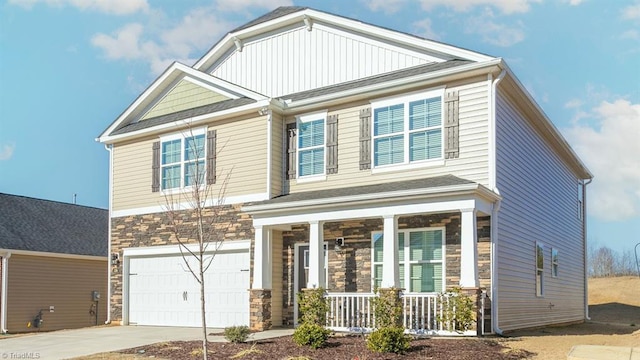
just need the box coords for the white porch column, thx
[381,215,400,288]
[307,221,325,288]
[252,225,272,289]
[460,209,479,288]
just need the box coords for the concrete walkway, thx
[568,345,640,360]
[0,325,294,360]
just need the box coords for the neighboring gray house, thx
[0,193,108,333]
[98,6,592,334]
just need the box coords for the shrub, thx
[297,288,329,325]
[224,325,251,343]
[370,288,403,328]
[437,287,475,332]
[366,326,410,354]
[292,323,331,349]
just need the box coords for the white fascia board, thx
[0,248,107,261]
[500,63,593,179]
[281,59,502,112]
[243,183,500,216]
[98,99,270,144]
[122,240,250,257]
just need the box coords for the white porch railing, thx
[325,292,483,336]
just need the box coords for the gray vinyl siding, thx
[495,93,585,331]
[6,254,108,333]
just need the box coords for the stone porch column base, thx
[376,287,403,327]
[460,287,482,336]
[249,289,272,331]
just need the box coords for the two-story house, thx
[97,6,592,335]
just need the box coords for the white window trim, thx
[371,227,446,294]
[551,248,559,278]
[370,88,445,171]
[296,111,327,182]
[536,241,545,297]
[159,127,207,193]
[577,182,584,220]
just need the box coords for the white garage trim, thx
[122,240,250,327]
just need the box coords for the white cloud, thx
[464,8,525,46]
[362,0,406,13]
[8,0,148,15]
[620,29,639,40]
[566,0,584,5]
[622,3,640,20]
[91,6,233,74]
[418,0,540,14]
[0,143,16,161]
[412,18,441,40]
[214,0,292,12]
[565,99,640,221]
[564,98,583,109]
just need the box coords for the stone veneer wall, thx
[109,204,253,322]
[279,213,491,325]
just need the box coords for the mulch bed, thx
[120,334,534,359]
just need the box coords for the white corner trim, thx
[111,192,270,218]
[1,252,10,333]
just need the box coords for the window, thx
[372,90,443,168]
[536,242,544,296]
[551,248,559,278]
[160,130,205,190]
[372,228,444,293]
[577,183,583,220]
[297,112,326,177]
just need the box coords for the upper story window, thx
[372,228,445,293]
[536,242,544,297]
[371,90,443,168]
[297,112,326,178]
[160,130,206,190]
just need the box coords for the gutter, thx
[105,144,113,325]
[583,178,592,321]
[1,252,11,333]
[489,69,506,336]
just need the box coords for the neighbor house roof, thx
[0,193,108,257]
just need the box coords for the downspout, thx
[1,252,11,333]
[583,178,592,321]
[488,68,506,336]
[104,144,114,325]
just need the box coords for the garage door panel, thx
[128,250,249,327]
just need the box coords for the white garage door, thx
[128,250,250,327]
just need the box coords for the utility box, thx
[91,290,100,301]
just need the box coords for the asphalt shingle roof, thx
[249,175,474,206]
[111,97,256,136]
[280,60,473,102]
[230,6,308,32]
[0,193,108,257]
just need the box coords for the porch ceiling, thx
[242,175,500,225]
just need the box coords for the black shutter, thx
[359,108,371,170]
[151,141,160,192]
[286,122,297,179]
[326,114,338,174]
[444,90,459,159]
[206,130,217,185]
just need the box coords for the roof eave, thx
[242,183,501,216]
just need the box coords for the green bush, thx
[366,327,410,354]
[437,287,475,332]
[224,325,251,343]
[292,323,331,349]
[297,288,329,325]
[370,288,403,328]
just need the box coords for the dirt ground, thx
[500,276,640,360]
[73,276,640,360]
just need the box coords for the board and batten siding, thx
[288,79,490,193]
[112,115,268,213]
[141,79,230,120]
[211,24,432,98]
[495,93,585,331]
[6,254,108,333]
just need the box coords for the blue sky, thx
[0,0,638,254]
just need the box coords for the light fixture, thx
[334,237,345,253]
[111,253,120,266]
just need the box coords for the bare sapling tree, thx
[162,126,232,360]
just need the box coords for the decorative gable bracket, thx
[303,15,313,31]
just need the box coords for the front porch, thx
[243,177,499,336]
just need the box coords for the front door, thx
[294,243,328,324]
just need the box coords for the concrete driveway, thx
[0,325,291,360]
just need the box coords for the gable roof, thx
[0,193,108,257]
